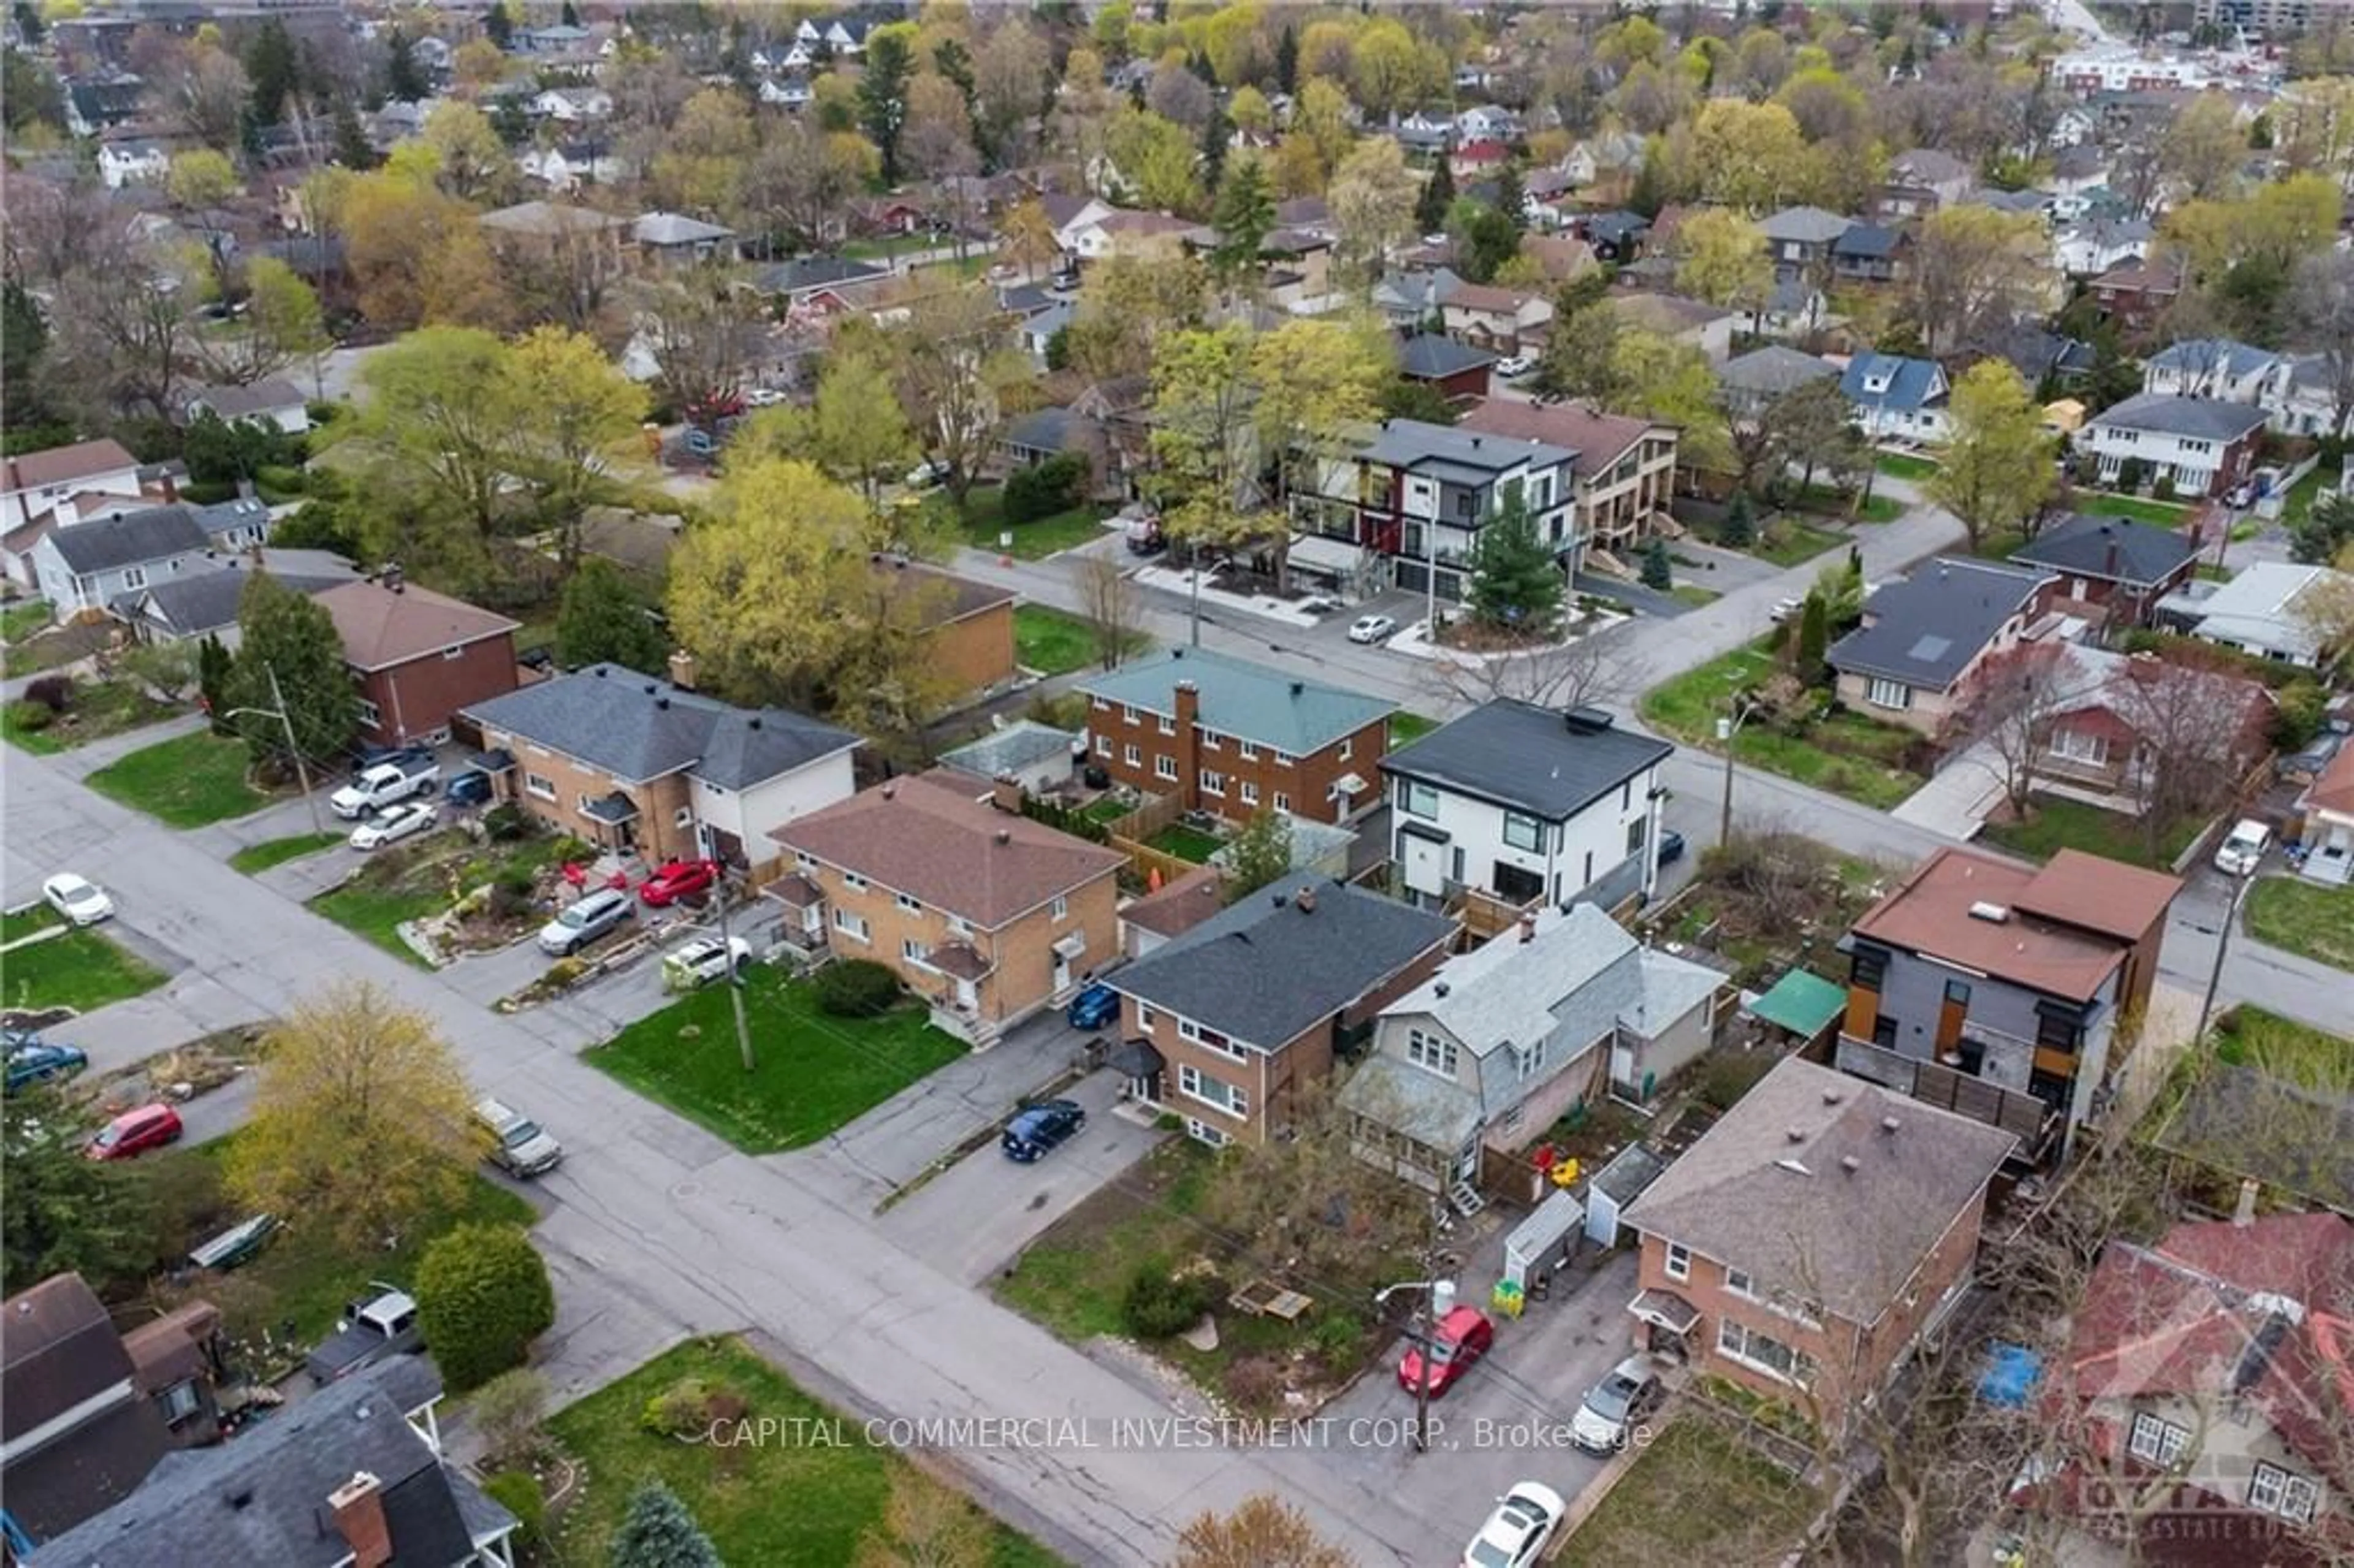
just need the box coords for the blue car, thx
[6,1040,88,1093]
[444,771,493,807]
[1065,983,1119,1030]
[1002,1099,1086,1163]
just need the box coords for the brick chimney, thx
[668,649,698,690]
[1171,679,1201,809]
[329,1472,392,1568]
[991,774,1023,814]
[1293,884,1316,913]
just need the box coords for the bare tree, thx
[1172,1495,1351,1568]
[2114,653,2269,864]
[1074,552,1143,672]
[627,266,772,414]
[2293,249,2354,442]
[1958,643,2089,821]
[1420,625,1631,712]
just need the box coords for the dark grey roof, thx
[1381,699,1672,821]
[750,255,889,295]
[1759,205,1853,244]
[187,379,305,421]
[1398,332,1498,379]
[1002,406,1074,454]
[35,1357,509,1568]
[1832,223,1903,259]
[1108,880,1455,1048]
[44,504,211,573]
[1720,346,1838,398]
[461,663,858,788]
[2090,392,2271,443]
[1827,559,2052,690]
[1584,210,1648,244]
[113,552,359,637]
[2009,513,2198,588]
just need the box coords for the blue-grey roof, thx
[1760,205,1854,245]
[112,549,360,636]
[939,720,1077,779]
[1720,345,1838,398]
[1076,647,1394,756]
[2089,392,2270,443]
[461,663,858,788]
[1359,417,1575,477]
[1381,699,1673,821]
[750,255,889,295]
[1109,880,1455,1048]
[44,504,211,573]
[1001,405,1073,455]
[2147,338,2277,381]
[1832,223,1903,259]
[1585,210,1649,245]
[1840,353,1945,415]
[1398,332,1496,379]
[1827,559,2052,690]
[2009,513,2198,588]
[36,1357,509,1568]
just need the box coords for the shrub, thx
[2152,473,2177,503]
[1310,1311,1364,1365]
[1222,1353,1286,1410]
[1696,1049,1776,1111]
[7,699,53,733]
[178,479,239,506]
[25,675,74,714]
[2272,679,2327,751]
[482,803,531,842]
[2117,457,2148,493]
[471,1369,550,1467]
[639,1375,744,1439]
[412,1223,555,1392]
[1003,452,1089,523]
[1121,1260,1217,1339]
[480,1472,546,1551]
[812,958,900,1018]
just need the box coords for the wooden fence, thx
[1102,791,1187,842]
[1110,834,1199,891]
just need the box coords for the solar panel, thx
[1907,634,1952,663]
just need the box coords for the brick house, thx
[1835,846,2181,1165]
[2030,643,2273,812]
[1621,1056,2016,1437]
[2089,257,2187,339]
[1396,332,1496,403]
[459,663,859,869]
[765,775,1124,1043]
[1439,282,1555,354]
[313,576,521,750]
[1107,879,1457,1146]
[866,557,1016,700]
[2008,514,2202,634]
[1076,648,1395,826]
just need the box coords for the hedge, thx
[1004,453,1089,523]
[413,1223,555,1392]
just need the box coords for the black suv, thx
[1001,1099,1086,1163]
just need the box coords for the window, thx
[2047,727,2108,766]
[1122,704,1140,726]
[1851,945,1889,992]
[1273,793,1290,812]
[1097,735,1111,756]
[946,914,970,937]
[1717,1320,1816,1386]
[1338,738,1353,761]
[1137,1002,1157,1030]
[1403,780,1440,819]
[1185,1118,1228,1147]
[525,772,557,801]
[796,851,817,871]
[1238,740,1260,761]
[1239,781,1260,806]
[1051,894,1068,920]
[1202,729,1223,751]
[356,698,382,727]
[672,807,693,829]
[1406,1027,1458,1077]
[1515,1040,1547,1080]
[121,565,146,590]
[1725,1268,1756,1299]
[1664,1243,1690,1282]
[2127,1412,2190,1467]
[1177,1062,1248,1117]
[833,907,870,942]
[1274,750,1295,769]
[842,871,868,891]
[2248,1463,2318,1524]
[1156,755,1179,781]
[1865,676,1911,710]
[896,892,923,913]
[1944,978,1971,1005]
[1200,770,1226,796]
[442,644,465,661]
[1503,811,1544,851]
[902,937,930,964]
[1626,816,1648,856]
[1124,743,1141,767]
[154,1380,202,1424]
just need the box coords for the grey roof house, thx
[1718,344,1838,420]
[2008,514,2200,631]
[1343,902,1725,1202]
[112,547,364,647]
[1826,559,2055,734]
[29,503,215,617]
[1839,352,1951,441]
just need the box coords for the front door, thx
[1051,952,1070,995]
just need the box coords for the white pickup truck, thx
[331,756,441,819]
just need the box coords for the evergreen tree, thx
[1797,593,1830,681]
[560,0,580,25]
[1198,96,1231,191]
[1463,491,1565,635]
[1208,155,1271,281]
[3,1084,157,1296]
[1222,810,1295,902]
[933,36,977,117]
[1274,24,1298,94]
[609,1482,722,1568]
[227,571,359,767]
[244,18,299,129]
[13,2,43,46]
[1496,165,1526,234]
[483,4,512,50]
[858,28,914,183]
[1415,155,1455,237]
[1188,47,1216,85]
[331,99,379,169]
[384,27,427,102]
[1640,535,1673,592]
[2,278,49,432]
[1720,491,1755,548]
[197,635,234,733]
[557,559,668,675]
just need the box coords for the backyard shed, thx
[1503,1188,1585,1289]
[1744,969,1848,1048]
[1584,1142,1669,1250]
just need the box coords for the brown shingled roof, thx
[313,579,520,671]
[1848,847,2176,1002]
[2011,848,2183,945]
[2,438,140,495]
[1459,398,1658,481]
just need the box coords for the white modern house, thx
[1380,700,1673,917]
[2076,394,2268,500]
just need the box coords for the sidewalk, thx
[48,710,208,782]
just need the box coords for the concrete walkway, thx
[1891,740,2003,840]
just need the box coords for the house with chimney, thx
[1075,648,1395,827]
[2078,394,2269,500]
[2008,514,2202,634]
[1106,879,1457,1146]
[764,774,1124,1043]
[1,438,148,588]
[1380,699,1674,923]
[1341,902,1726,1206]
[2,1273,228,1542]
[28,502,218,620]
[313,576,522,750]
[1825,559,2055,736]
[32,1357,517,1567]
[1619,1055,2017,1439]
[458,663,859,871]
[1834,846,2182,1165]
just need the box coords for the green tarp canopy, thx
[1746,969,1846,1038]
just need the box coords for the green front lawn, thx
[230,832,345,874]
[4,680,181,755]
[1978,794,2198,869]
[1640,641,1929,812]
[950,487,1111,560]
[2280,462,2338,527]
[1,599,51,642]
[1640,642,1781,740]
[1015,603,1141,676]
[1754,516,1849,565]
[547,1337,1062,1568]
[1558,1418,1811,1567]
[1389,710,1440,747]
[85,730,270,827]
[1146,823,1225,863]
[999,1141,1216,1342]
[2210,1005,2351,1077]
[0,905,167,1014]
[2076,492,2190,526]
[1875,451,1940,482]
[585,970,970,1154]
[307,882,441,966]
[1670,584,1721,609]
[2245,877,2354,972]
[1783,484,1902,524]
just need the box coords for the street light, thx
[219,661,324,838]
[1715,697,1759,847]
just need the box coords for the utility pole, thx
[712,872,757,1074]
[1373,1202,1454,1459]
[2192,866,2254,1051]
[1716,699,1754,848]
[226,663,323,837]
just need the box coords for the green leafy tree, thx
[413,1222,555,1391]
[227,571,358,767]
[810,348,916,509]
[1927,360,2055,553]
[1415,154,1455,237]
[1464,491,1566,635]
[2,278,55,435]
[4,46,66,134]
[1720,490,1756,547]
[2,1084,157,1295]
[610,1481,723,1568]
[1447,199,1520,284]
[484,3,512,48]
[557,558,667,674]
[859,26,916,183]
[197,634,234,731]
[384,26,428,102]
[1209,155,1273,283]
[2290,490,2354,565]
[1641,535,1673,591]
[1223,810,1295,902]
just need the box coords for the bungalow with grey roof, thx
[1826,558,2055,735]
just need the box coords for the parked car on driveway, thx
[1002,1098,1086,1162]
[1495,355,1533,378]
[1397,1305,1494,1396]
[537,886,634,956]
[305,1286,422,1384]
[6,1038,87,1092]
[2213,818,2271,877]
[1571,1355,1667,1453]
[1460,1481,1566,1568]
[1658,829,1686,867]
[1348,614,1399,645]
[349,799,438,850]
[42,872,113,926]
[444,771,493,807]
[1065,982,1119,1030]
[665,934,750,988]
[639,858,720,907]
[86,1103,183,1161]
[331,756,440,819]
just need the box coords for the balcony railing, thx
[1835,1033,2057,1155]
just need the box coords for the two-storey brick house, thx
[2008,514,2201,635]
[1076,647,1395,826]
[1108,880,1457,1146]
[1458,398,1679,566]
[764,775,1124,1043]
[313,576,520,750]
[1621,1055,2016,1438]
[1834,846,2181,1165]
[460,663,859,869]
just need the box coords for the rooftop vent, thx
[1562,706,1615,734]
[655,697,669,709]
[1434,981,1450,997]
[1881,1116,1901,1135]
[1785,1127,1806,1144]
[1821,1086,1843,1105]
[994,829,1010,845]
[1841,1155,1862,1174]
[1290,680,1304,695]
[1968,901,2011,923]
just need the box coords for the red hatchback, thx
[639,858,719,907]
[1396,1305,1495,1398]
[86,1103,183,1161]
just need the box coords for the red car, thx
[639,858,719,907]
[86,1103,184,1161]
[1396,1305,1495,1398]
